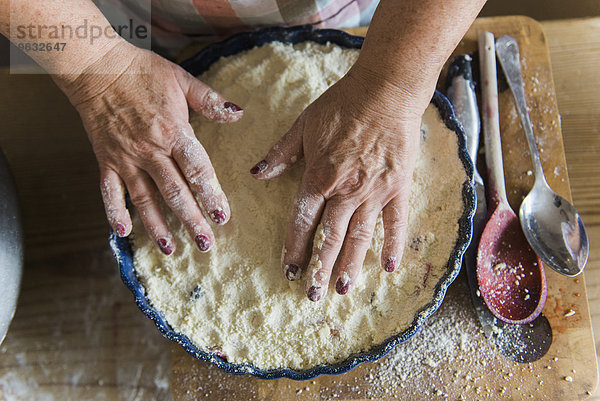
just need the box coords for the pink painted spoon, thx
[476,32,547,325]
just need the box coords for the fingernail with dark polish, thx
[195,234,211,252]
[384,257,396,273]
[212,209,226,225]
[223,101,242,112]
[284,264,299,281]
[336,278,350,295]
[307,286,322,302]
[250,160,268,175]
[115,223,127,237]
[158,238,173,255]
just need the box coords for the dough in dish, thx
[131,41,466,370]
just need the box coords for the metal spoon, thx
[495,35,589,277]
[477,32,547,324]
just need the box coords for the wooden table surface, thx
[0,16,598,400]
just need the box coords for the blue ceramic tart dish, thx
[111,25,475,381]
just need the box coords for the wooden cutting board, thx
[172,16,597,400]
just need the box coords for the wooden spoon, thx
[476,32,547,325]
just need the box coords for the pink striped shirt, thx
[149,0,378,35]
[104,0,378,54]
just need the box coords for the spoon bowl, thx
[520,180,589,277]
[478,205,547,324]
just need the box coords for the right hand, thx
[62,41,243,255]
[250,67,423,300]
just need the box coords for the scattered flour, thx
[131,41,467,370]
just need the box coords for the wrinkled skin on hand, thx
[66,42,243,255]
[251,67,424,301]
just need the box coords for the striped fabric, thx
[100,0,379,56]
[150,0,379,35]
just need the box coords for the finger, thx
[334,202,379,295]
[172,134,230,225]
[381,195,410,272]
[250,123,303,180]
[123,169,175,255]
[146,157,215,253]
[281,187,325,282]
[305,197,355,302]
[177,68,243,123]
[100,168,132,237]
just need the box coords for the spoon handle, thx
[495,36,545,182]
[478,32,509,206]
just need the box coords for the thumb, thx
[250,124,303,180]
[177,69,243,123]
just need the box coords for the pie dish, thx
[111,25,475,380]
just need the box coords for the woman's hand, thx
[247,0,485,301]
[65,41,243,255]
[250,66,427,301]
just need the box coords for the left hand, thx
[250,66,427,301]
